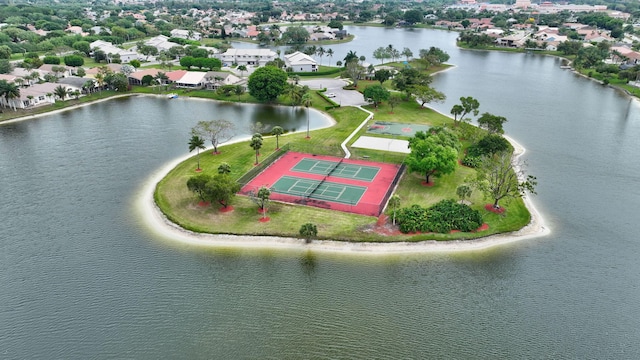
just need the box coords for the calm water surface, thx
[1,28,639,358]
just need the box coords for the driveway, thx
[300,78,367,107]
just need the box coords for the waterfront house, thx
[219,49,277,66]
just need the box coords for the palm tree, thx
[83,80,95,94]
[94,73,105,93]
[53,85,70,101]
[271,126,284,150]
[316,46,325,65]
[0,80,20,111]
[217,162,231,175]
[301,92,312,138]
[188,135,206,171]
[344,50,358,64]
[237,65,247,77]
[326,48,334,65]
[30,71,41,85]
[249,136,263,165]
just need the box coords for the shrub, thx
[396,204,429,233]
[467,134,510,157]
[395,200,483,234]
[462,155,481,168]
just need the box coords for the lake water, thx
[1,27,639,358]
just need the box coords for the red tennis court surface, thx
[239,151,404,216]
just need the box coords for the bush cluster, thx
[396,200,483,234]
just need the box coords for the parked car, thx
[326,92,336,98]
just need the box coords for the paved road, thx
[300,78,367,106]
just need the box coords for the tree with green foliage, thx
[0,60,12,74]
[413,84,446,108]
[344,61,364,87]
[237,65,247,76]
[217,162,231,175]
[250,133,263,165]
[187,174,212,202]
[271,126,284,149]
[477,112,507,134]
[0,45,11,59]
[247,66,288,102]
[393,67,432,99]
[363,84,390,108]
[299,223,318,243]
[343,50,359,64]
[388,194,401,225]
[406,130,459,184]
[468,134,510,157]
[388,94,401,113]
[254,186,271,215]
[234,85,245,100]
[203,173,241,209]
[401,47,413,62]
[188,135,206,171]
[0,80,20,110]
[72,41,91,56]
[328,20,343,30]
[373,46,390,64]
[191,119,236,154]
[129,59,141,68]
[374,69,392,84]
[456,184,473,203]
[63,55,84,67]
[473,151,537,209]
[42,56,61,65]
[282,26,309,44]
[450,96,480,125]
[404,9,424,25]
[53,85,70,101]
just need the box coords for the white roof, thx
[177,71,207,85]
[222,48,277,57]
[285,51,317,66]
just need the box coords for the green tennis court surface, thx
[292,158,379,182]
[366,121,431,137]
[271,176,366,205]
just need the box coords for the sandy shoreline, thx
[136,133,550,255]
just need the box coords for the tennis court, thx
[271,176,366,204]
[291,158,380,182]
[239,152,404,216]
[366,121,431,137]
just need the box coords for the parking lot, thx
[299,79,368,106]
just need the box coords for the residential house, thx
[58,76,92,94]
[284,51,318,73]
[128,69,162,86]
[90,40,141,63]
[144,35,181,53]
[85,64,124,79]
[219,49,277,66]
[8,83,60,109]
[55,77,85,96]
[497,31,529,47]
[165,70,188,84]
[204,71,243,90]
[170,29,202,41]
[175,71,207,89]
